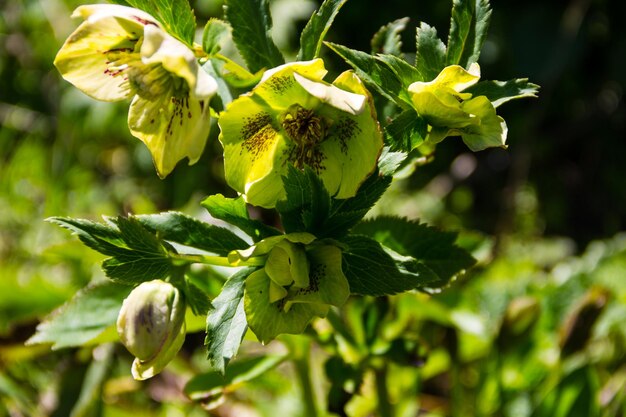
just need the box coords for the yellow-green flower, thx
[54,4,217,177]
[408,63,507,151]
[117,280,186,380]
[218,59,383,208]
[229,233,349,343]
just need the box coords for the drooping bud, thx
[117,280,186,380]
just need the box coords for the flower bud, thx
[117,280,186,380]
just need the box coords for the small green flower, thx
[219,59,383,208]
[229,233,350,343]
[408,63,507,151]
[54,4,217,177]
[117,280,186,380]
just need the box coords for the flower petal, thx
[141,25,217,99]
[219,94,290,207]
[244,269,326,344]
[54,14,145,101]
[428,63,480,92]
[254,59,328,112]
[128,92,211,178]
[72,4,162,27]
[293,73,365,114]
[316,71,383,199]
[286,245,349,308]
[460,96,508,151]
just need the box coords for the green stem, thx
[169,253,266,267]
[292,339,318,417]
[375,365,394,417]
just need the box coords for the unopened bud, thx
[117,280,186,380]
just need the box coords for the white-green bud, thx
[117,280,186,380]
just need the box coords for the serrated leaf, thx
[137,212,249,255]
[415,22,447,81]
[325,42,410,108]
[185,354,287,400]
[340,235,438,296]
[375,53,421,89]
[104,217,172,284]
[50,216,173,284]
[297,0,348,61]
[276,166,391,238]
[371,17,409,56]
[353,216,476,288]
[201,194,280,242]
[385,109,428,152]
[203,18,231,55]
[124,0,196,45]
[276,166,331,235]
[325,172,391,237]
[184,278,213,316]
[224,0,284,73]
[27,281,132,349]
[465,79,540,108]
[205,268,255,374]
[446,0,492,67]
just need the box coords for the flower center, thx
[128,64,186,101]
[281,105,328,170]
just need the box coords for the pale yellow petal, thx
[54,15,144,101]
[128,92,211,178]
[140,25,217,100]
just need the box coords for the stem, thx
[375,365,394,417]
[169,253,266,267]
[291,339,318,417]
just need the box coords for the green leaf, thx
[103,217,172,284]
[205,268,254,374]
[184,278,213,316]
[325,42,410,107]
[415,22,447,81]
[276,166,331,235]
[325,172,391,237]
[203,18,231,55]
[202,59,233,111]
[465,79,540,108]
[137,212,249,255]
[339,235,438,296]
[352,216,476,288]
[185,354,287,400]
[201,194,281,242]
[224,0,284,73]
[385,109,428,152]
[276,166,391,238]
[124,0,196,45]
[27,281,133,349]
[375,53,421,89]
[297,0,348,61]
[50,216,173,284]
[446,0,492,67]
[371,17,409,56]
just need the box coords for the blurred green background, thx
[1,0,625,416]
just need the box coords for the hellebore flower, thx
[54,4,217,177]
[117,280,186,380]
[229,233,349,343]
[408,63,507,151]
[219,59,383,208]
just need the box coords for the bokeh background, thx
[1,0,625,416]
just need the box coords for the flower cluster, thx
[53,2,529,380]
